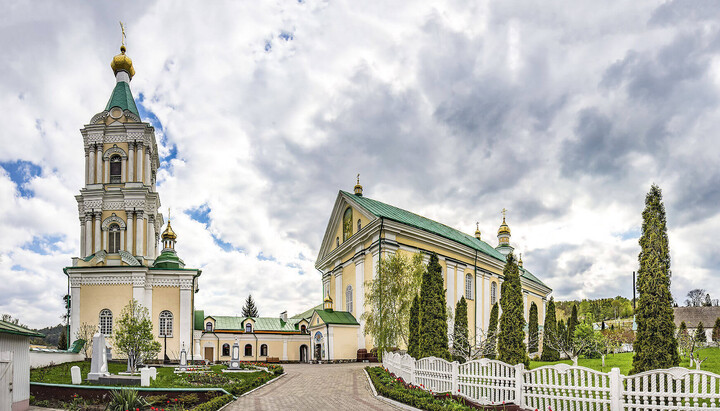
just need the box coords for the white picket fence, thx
[382,351,720,410]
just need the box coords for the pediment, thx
[309,311,325,327]
[316,192,376,265]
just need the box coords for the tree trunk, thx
[601,354,605,368]
[572,356,579,366]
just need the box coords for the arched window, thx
[99,309,113,335]
[109,155,122,183]
[108,223,121,253]
[159,310,173,337]
[222,344,230,356]
[245,323,252,333]
[206,322,213,332]
[346,285,353,313]
[260,344,268,356]
[244,344,252,357]
[491,282,497,305]
[465,274,473,299]
[342,207,353,241]
[301,324,307,333]
[357,219,362,231]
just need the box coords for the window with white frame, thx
[159,310,173,337]
[206,322,213,332]
[108,223,121,253]
[491,282,498,305]
[245,323,252,333]
[260,344,268,356]
[465,274,473,299]
[99,309,113,335]
[346,285,353,313]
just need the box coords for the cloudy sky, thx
[1,0,719,328]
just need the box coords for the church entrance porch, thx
[204,347,213,363]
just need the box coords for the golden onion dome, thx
[324,294,333,303]
[161,221,177,241]
[111,45,135,79]
[498,217,511,236]
[474,222,481,240]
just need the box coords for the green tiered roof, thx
[152,249,184,269]
[105,81,139,117]
[341,191,549,289]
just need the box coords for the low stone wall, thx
[29,350,84,368]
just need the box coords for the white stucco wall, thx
[29,350,84,368]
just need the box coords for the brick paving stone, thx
[227,362,402,411]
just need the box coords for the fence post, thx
[410,357,416,386]
[452,361,459,394]
[514,363,524,407]
[610,367,622,411]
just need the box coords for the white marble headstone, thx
[140,367,151,387]
[70,366,81,385]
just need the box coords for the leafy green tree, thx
[540,298,559,361]
[567,305,579,344]
[712,318,720,342]
[528,302,539,353]
[113,299,161,373]
[241,294,259,317]
[452,296,469,362]
[418,253,450,360]
[631,185,680,374]
[696,322,707,343]
[407,294,420,358]
[497,253,528,366]
[486,303,499,359]
[363,252,425,357]
[75,322,96,359]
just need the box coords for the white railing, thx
[382,352,720,410]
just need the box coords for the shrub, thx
[105,388,148,411]
[267,365,284,375]
[366,367,474,411]
[191,394,233,411]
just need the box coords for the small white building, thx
[674,306,720,342]
[0,320,44,411]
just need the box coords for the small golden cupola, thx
[496,208,514,256]
[475,222,482,240]
[110,23,135,80]
[354,174,363,196]
[323,293,334,311]
[161,220,177,250]
[518,253,523,268]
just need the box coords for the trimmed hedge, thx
[366,367,474,411]
[191,394,233,411]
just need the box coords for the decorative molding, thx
[80,274,133,285]
[124,111,140,122]
[90,111,109,124]
[101,214,127,230]
[124,199,146,209]
[84,200,102,210]
[119,250,141,266]
[91,251,107,265]
[103,201,125,211]
[103,146,128,160]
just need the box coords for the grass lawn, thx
[31,360,269,388]
[529,347,720,375]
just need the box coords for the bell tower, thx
[73,39,162,267]
[496,208,514,256]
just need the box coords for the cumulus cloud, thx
[1,0,719,327]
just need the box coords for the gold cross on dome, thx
[168,207,171,221]
[357,174,360,184]
[476,221,479,230]
[120,21,126,47]
[501,208,507,219]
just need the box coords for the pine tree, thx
[242,294,260,317]
[540,297,559,361]
[678,321,688,337]
[486,302,499,359]
[452,296,469,362]
[57,328,68,350]
[696,322,707,343]
[408,294,420,358]
[631,185,680,374]
[498,253,528,366]
[567,305,579,344]
[418,253,450,360]
[713,318,720,342]
[528,302,539,353]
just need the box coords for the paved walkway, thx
[227,363,401,410]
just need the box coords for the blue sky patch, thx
[257,252,276,262]
[264,41,272,52]
[0,160,42,197]
[212,234,237,252]
[279,31,294,41]
[21,234,65,255]
[11,265,23,271]
[186,204,211,226]
[618,228,641,241]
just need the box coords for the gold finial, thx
[501,208,507,219]
[519,253,523,267]
[120,21,126,50]
[474,221,481,240]
[168,207,171,222]
[476,222,479,231]
[498,208,511,236]
[354,174,363,196]
[111,22,135,79]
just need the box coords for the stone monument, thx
[70,366,81,384]
[87,326,109,381]
[177,343,189,372]
[228,338,241,370]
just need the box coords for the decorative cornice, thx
[119,250,141,266]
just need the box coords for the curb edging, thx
[238,372,286,398]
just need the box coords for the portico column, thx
[135,211,144,256]
[96,144,103,184]
[121,157,127,183]
[136,142,143,185]
[147,215,155,258]
[84,147,90,185]
[102,225,108,251]
[126,211,134,255]
[88,145,96,185]
[523,292,529,322]
[354,252,366,349]
[120,227,125,251]
[93,212,101,253]
[446,262,455,308]
[103,155,109,184]
[334,268,342,311]
[127,142,135,182]
[180,284,192,355]
[484,274,491,330]
[84,213,93,257]
[79,217,86,258]
[144,147,151,185]
[457,266,465,303]
[70,277,80,344]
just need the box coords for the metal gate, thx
[0,351,12,411]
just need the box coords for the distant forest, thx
[32,323,66,346]
[555,296,634,322]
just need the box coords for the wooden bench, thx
[266,357,280,363]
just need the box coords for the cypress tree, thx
[557,319,567,347]
[57,328,68,350]
[567,305,579,343]
[408,294,420,358]
[540,297,559,361]
[486,302,499,359]
[712,318,720,342]
[677,321,688,337]
[696,322,707,343]
[241,294,259,317]
[498,253,529,366]
[419,253,450,360]
[528,302,539,353]
[631,185,680,374]
[453,296,469,362]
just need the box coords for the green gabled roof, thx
[314,309,360,326]
[105,81,139,117]
[290,304,323,320]
[210,316,301,332]
[194,310,205,330]
[0,320,44,338]
[341,191,549,289]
